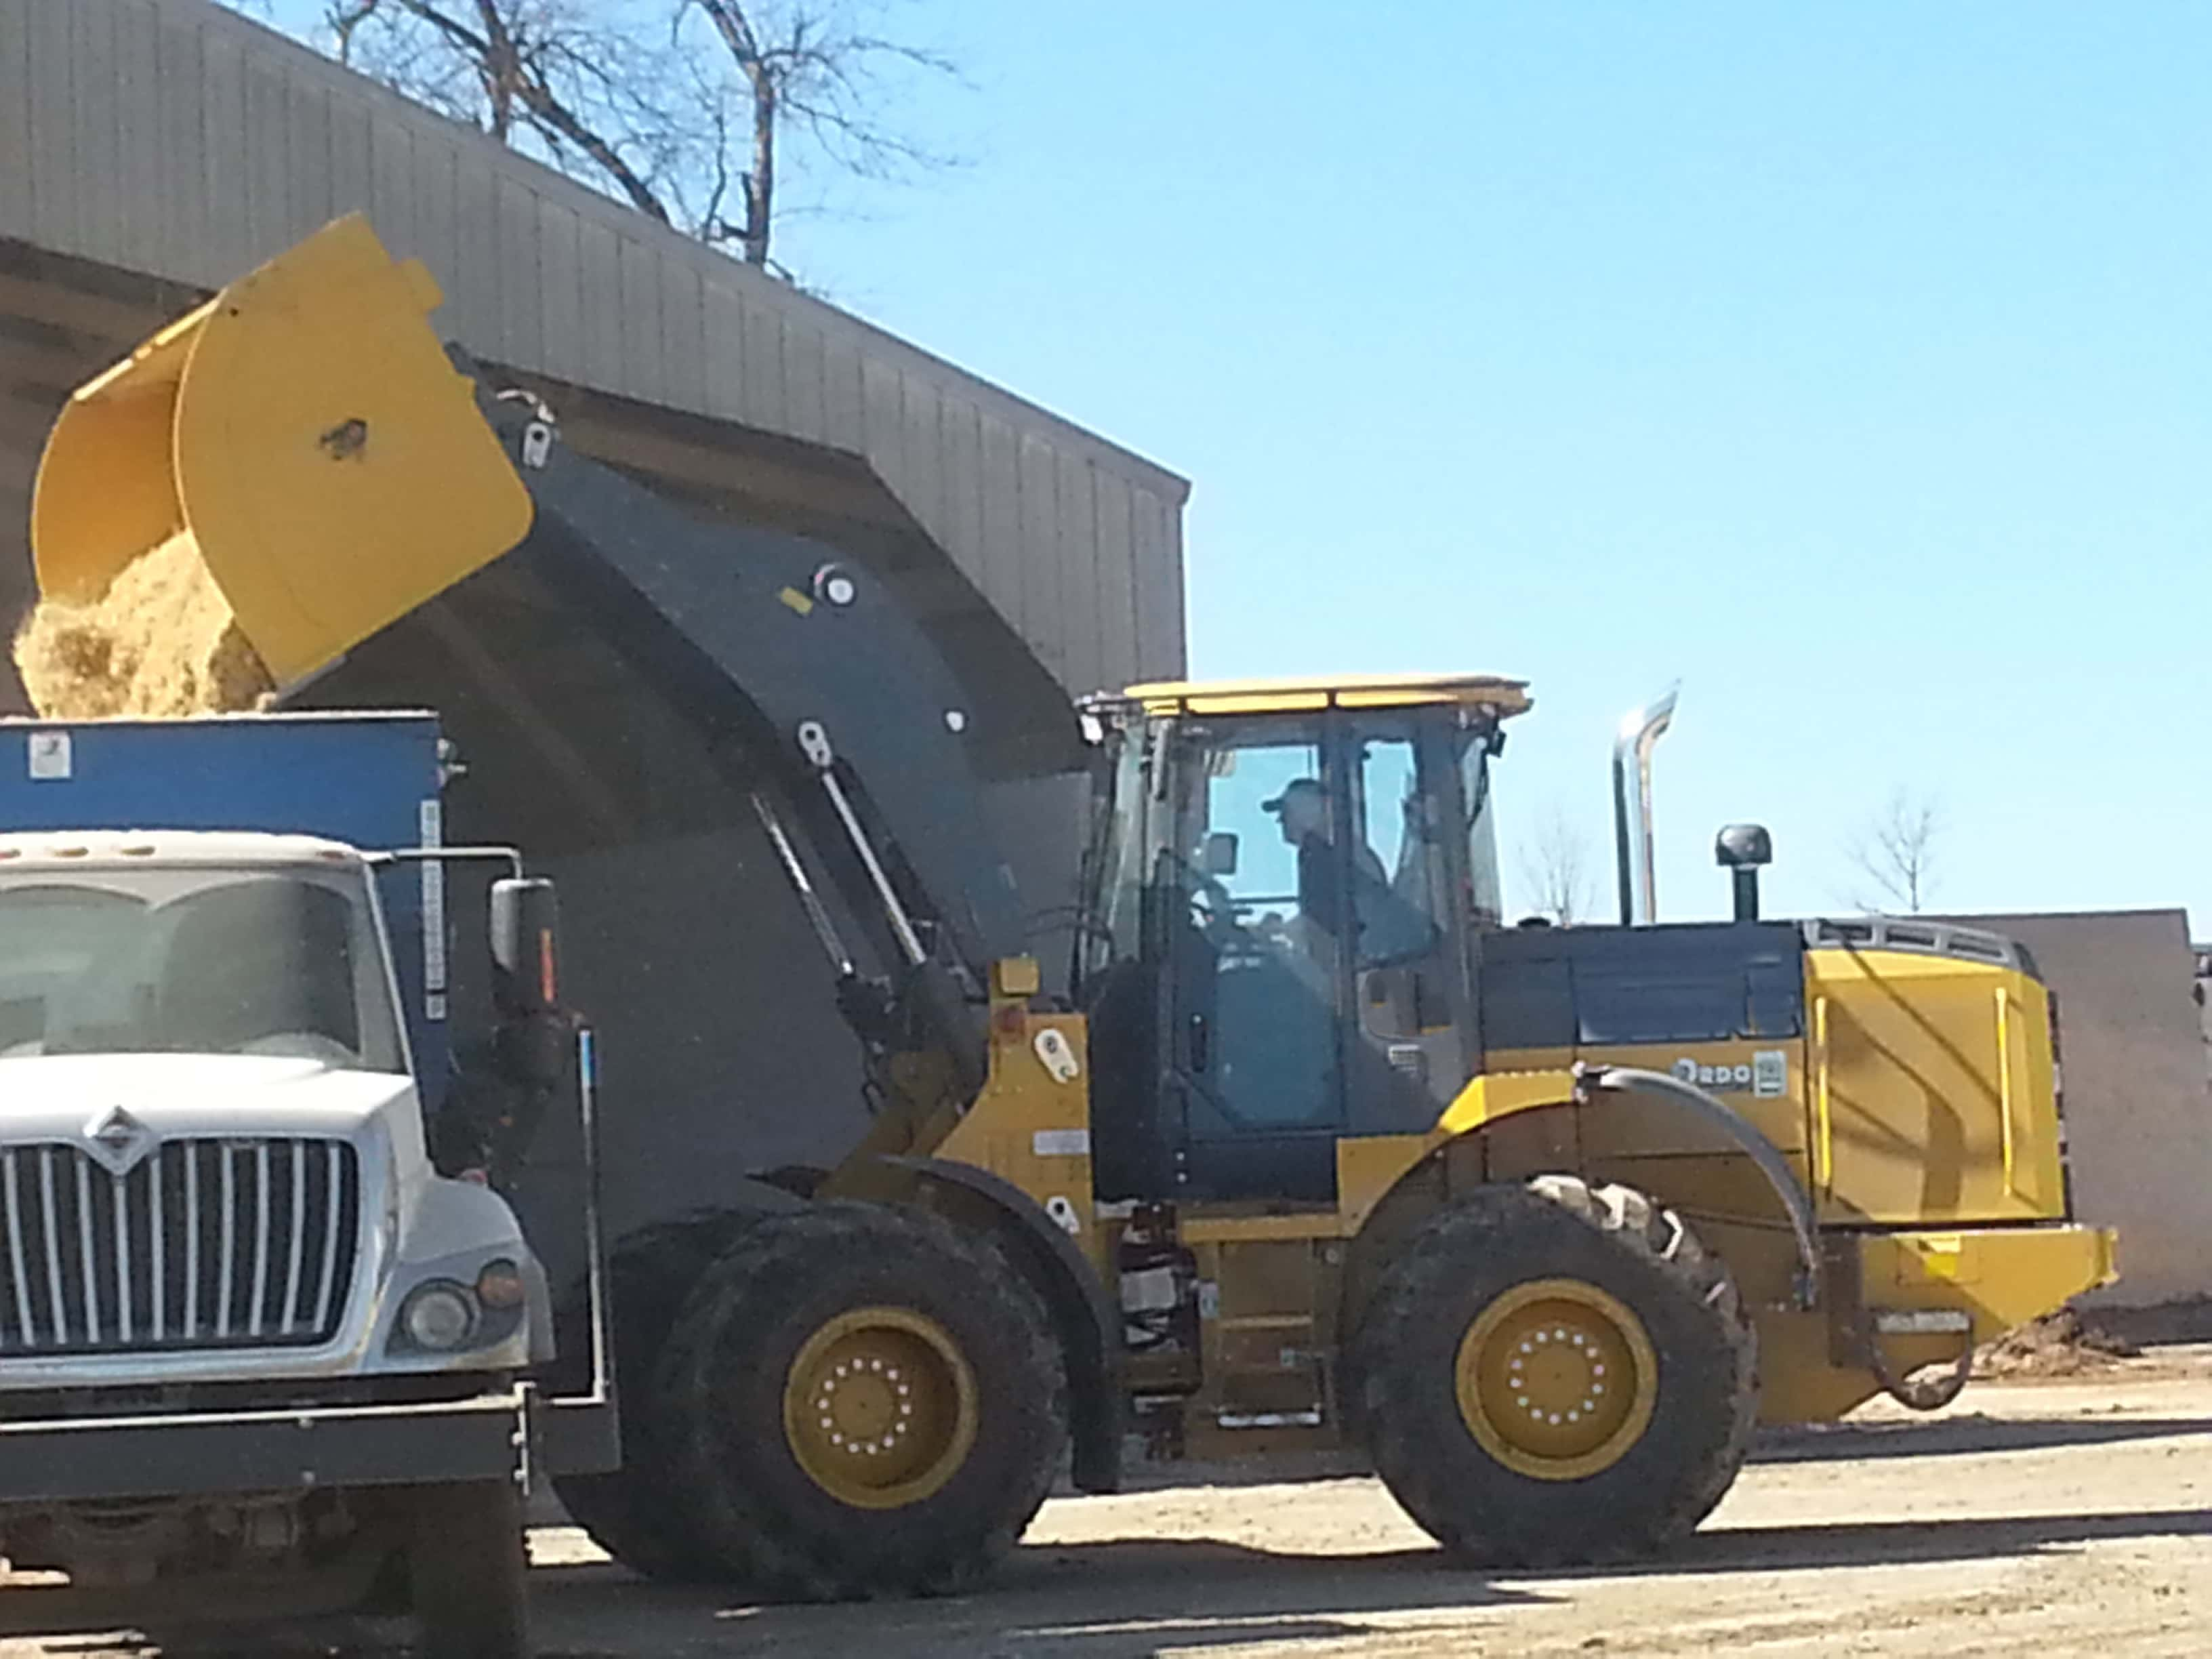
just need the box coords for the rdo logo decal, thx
[1672,1052,1788,1098]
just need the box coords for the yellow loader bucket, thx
[30,213,533,689]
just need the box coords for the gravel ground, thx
[8,1351,2212,1657]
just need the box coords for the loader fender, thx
[1572,1066,1822,1307]
[1360,1067,1823,1314]
[873,1155,1124,1494]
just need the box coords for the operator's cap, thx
[1261,778,1327,813]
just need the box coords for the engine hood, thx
[0,1053,415,1145]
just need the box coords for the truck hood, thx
[0,1053,415,1145]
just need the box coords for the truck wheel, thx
[409,1478,529,1659]
[552,1211,758,1582]
[660,1202,1067,1599]
[1357,1176,1757,1566]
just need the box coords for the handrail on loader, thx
[30,215,534,690]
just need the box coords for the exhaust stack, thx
[1612,685,1678,926]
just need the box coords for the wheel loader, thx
[14,215,2117,1600]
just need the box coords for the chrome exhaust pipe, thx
[1612,684,1678,925]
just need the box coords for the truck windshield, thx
[0,867,405,1072]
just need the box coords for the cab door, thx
[1163,719,1349,1203]
[1338,713,1474,1138]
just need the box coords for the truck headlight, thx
[398,1282,479,1351]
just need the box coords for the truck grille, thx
[0,1139,361,1356]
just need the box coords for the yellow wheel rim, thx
[781,1306,979,1511]
[1454,1277,1660,1481]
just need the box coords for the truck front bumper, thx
[0,1385,533,1506]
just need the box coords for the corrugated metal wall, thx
[0,0,1188,694]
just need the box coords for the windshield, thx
[0,866,406,1072]
[1079,710,1511,986]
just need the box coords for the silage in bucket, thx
[14,529,274,718]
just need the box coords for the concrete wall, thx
[2195,944,2209,1061]
[1945,910,2211,1308]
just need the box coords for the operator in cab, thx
[1263,779,1385,965]
[1265,777,1439,972]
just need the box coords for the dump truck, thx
[12,215,2117,1601]
[0,714,612,1656]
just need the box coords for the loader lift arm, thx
[467,382,1048,1096]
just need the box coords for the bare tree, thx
[684,1,961,270]
[1847,788,1943,914]
[1517,804,1596,926]
[302,1,962,276]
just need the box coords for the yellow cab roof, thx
[1109,672,1532,718]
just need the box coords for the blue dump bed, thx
[0,713,452,1103]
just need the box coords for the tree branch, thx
[1847,788,1942,914]
[301,0,966,277]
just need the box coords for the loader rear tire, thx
[551,1210,758,1582]
[659,1202,1067,1600]
[1357,1176,1757,1567]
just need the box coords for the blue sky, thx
[262,3,2210,935]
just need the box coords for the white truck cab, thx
[0,831,547,1389]
[0,825,592,1658]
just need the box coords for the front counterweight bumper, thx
[1849,1221,2119,1338]
[1830,1221,2121,1405]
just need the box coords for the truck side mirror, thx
[490,876,562,1017]
[1201,832,1240,878]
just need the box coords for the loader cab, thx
[1076,674,1528,1205]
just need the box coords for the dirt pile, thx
[12,529,274,719]
[1973,1306,2142,1380]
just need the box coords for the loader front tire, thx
[1357,1176,1756,1566]
[551,1211,758,1582]
[660,1202,1066,1599]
